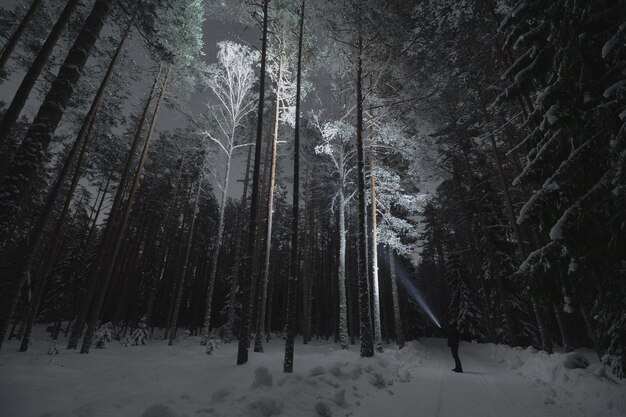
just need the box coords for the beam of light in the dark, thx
[388,252,441,328]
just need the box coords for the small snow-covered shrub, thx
[126,316,149,346]
[94,322,114,349]
[47,340,59,356]
[603,353,625,379]
[206,338,219,354]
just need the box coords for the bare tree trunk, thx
[283,0,305,371]
[368,153,383,353]
[580,304,602,360]
[65,68,162,352]
[553,305,574,352]
[80,65,171,354]
[237,0,269,366]
[0,0,81,162]
[0,0,43,72]
[355,32,374,358]
[0,9,132,350]
[477,89,551,352]
[19,125,93,352]
[168,177,202,345]
[388,247,405,348]
[337,187,349,349]
[224,145,253,342]
[255,56,283,353]
[200,142,234,346]
[0,0,116,237]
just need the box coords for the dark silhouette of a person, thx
[447,323,463,373]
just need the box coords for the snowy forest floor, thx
[0,328,624,417]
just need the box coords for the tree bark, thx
[355,32,374,358]
[388,247,405,348]
[0,0,43,72]
[80,65,170,354]
[283,0,305,371]
[368,153,383,353]
[19,122,93,352]
[200,137,234,346]
[0,8,133,350]
[0,0,81,164]
[237,0,269,366]
[337,187,349,349]
[255,54,283,354]
[168,177,202,345]
[0,0,116,236]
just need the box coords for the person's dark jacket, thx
[447,327,459,348]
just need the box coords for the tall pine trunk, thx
[0,0,115,236]
[0,0,81,163]
[66,66,162,349]
[224,145,253,342]
[337,185,349,349]
[476,89,552,352]
[237,0,269,366]
[255,56,283,353]
[0,10,133,350]
[283,0,305,372]
[19,122,93,352]
[368,153,383,352]
[388,247,405,348]
[168,177,202,345]
[200,134,235,346]
[355,33,374,358]
[79,65,171,354]
[0,0,43,72]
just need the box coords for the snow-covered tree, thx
[200,40,259,346]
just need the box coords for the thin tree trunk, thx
[580,304,602,360]
[200,142,234,346]
[237,0,269,366]
[0,9,133,350]
[337,188,349,349]
[0,0,43,72]
[283,0,305,371]
[0,0,116,235]
[533,301,553,353]
[65,66,161,354]
[19,10,136,351]
[224,145,253,342]
[80,65,171,354]
[255,55,283,353]
[388,247,405,348]
[553,305,574,352]
[0,0,81,162]
[355,32,374,358]
[168,177,202,345]
[476,89,551,352]
[19,126,94,352]
[368,153,383,353]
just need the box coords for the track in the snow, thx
[360,338,568,417]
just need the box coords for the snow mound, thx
[141,404,178,417]
[0,326,425,417]
[247,397,283,417]
[563,353,590,369]
[252,366,273,389]
[487,344,625,417]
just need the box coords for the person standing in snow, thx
[447,322,463,373]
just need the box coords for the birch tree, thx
[199,40,259,347]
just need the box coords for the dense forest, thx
[0,0,624,381]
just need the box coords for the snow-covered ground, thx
[0,328,624,417]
